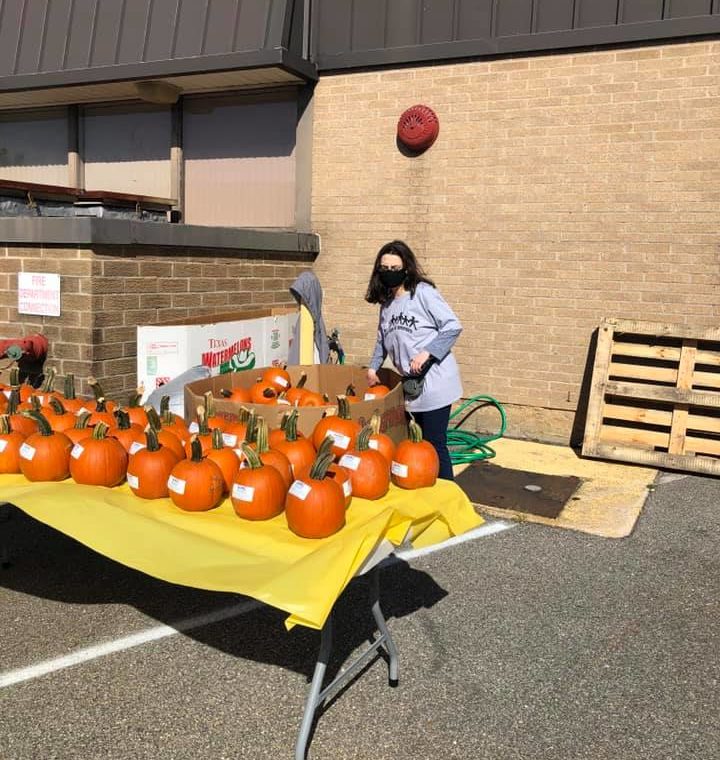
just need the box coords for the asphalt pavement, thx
[0,471,718,760]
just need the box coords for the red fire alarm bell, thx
[397,105,439,152]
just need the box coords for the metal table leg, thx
[294,564,399,760]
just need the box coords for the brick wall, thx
[0,244,312,399]
[311,40,720,442]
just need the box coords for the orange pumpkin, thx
[70,422,128,487]
[284,373,309,406]
[285,450,346,539]
[231,443,287,521]
[88,397,116,428]
[249,380,278,405]
[220,386,252,404]
[221,407,252,449]
[273,409,316,479]
[126,386,149,428]
[126,427,180,500]
[368,411,396,466]
[87,376,117,412]
[64,411,94,446]
[184,406,214,458]
[108,409,146,454]
[59,373,84,414]
[145,406,186,460]
[206,428,240,493]
[261,365,291,394]
[8,368,34,403]
[201,391,229,432]
[250,417,292,489]
[364,384,391,401]
[0,414,26,473]
[311,396,361,459]
[391,418,439,489]
[338,425,390,500]
[45,397,77,433]
[18,411,72,482]
[345,384,360,403]
[167,436,224,511]
[296,436,352,508]
[298,390,327,407]
[6,389,38,437]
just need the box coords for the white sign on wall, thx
[17,272,61,317]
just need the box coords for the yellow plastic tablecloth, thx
[0,474,482,630]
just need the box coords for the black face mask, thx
[378,269,406,289]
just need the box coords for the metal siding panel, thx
[16,0,48,74]
[145,0,179,62]
[83,104,171,197]
[234,0,271,52]
[620,0,665,21]
[183,96,296,228]
[494,0,533,36]
[0,108,68,185]
[267,0,290,48]
[315,0,352,55]
[174,0,208,58]
[535,0,576,31]
[116,0,151,64]
[352,0,387,50]
[575,0,620,26]
[665,0,713,17]
[0,0,25,76]
[420,0,455,44]
[203,0,238,54]
[456,0,493,40]
[65,0,97,69]
[90,0,126,66]
[39,0,74,71]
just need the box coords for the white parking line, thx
[0,599,261,689]
[1,519,515,689]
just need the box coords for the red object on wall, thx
[397,105,439,152]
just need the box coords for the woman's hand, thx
[366,368,380,387]
[409,350,431,374]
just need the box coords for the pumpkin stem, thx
[203,391,216,420]
[189,435,204,462]
[161,408,175,425]
[87,376,106,402]
[211,427,225,451]
[346,383,357,397]
[145,426,161,452]
[74,411,92,429]
[6,388,20,415]
[49,397,67,416]
[0,414,12,435]
[128,386,144,408]
[40,367,57,394]
[21,410,53,436]
[356,425,373,452]
[28,395,42,412]
[9,367,20,386]
[196,405,210,436]
[160,395,171,416]
[95,397,108,412]
[296,372,307,389]
[263,387,276,399]
[144,405,162,431]
[322,393,330,404]
[337,395,352,420]
[408,417,424,443]
[245,410,258,443]
[309,451,335,481]
[114,408,132,430]
[279,411,290,431]
[369,411,382,435]
[92,421,110,440]
[220,389,233,399]
[315,435,334,460]
[240,442,263,469]
[255,417,270,455]
[285,409,300,442]
[64,373,77,401]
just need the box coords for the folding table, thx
[0,474,481,758]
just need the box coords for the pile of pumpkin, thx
[218,366,392,406]
[0,367,439,539]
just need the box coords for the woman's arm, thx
[367,323,386,385]
[420,286,463,361]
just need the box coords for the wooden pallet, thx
[582,319,720,476]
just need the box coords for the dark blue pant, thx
[412,405,454,481]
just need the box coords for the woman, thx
[365,240,463,481]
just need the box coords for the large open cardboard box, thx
[184,365,407,444]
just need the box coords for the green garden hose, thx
[447,395,506,465]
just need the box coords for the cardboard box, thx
[184,364,408,444]
[138,308,298,399]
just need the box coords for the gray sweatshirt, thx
[369,282,463,412]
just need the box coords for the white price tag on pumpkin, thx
[222,433,238,447]
[167,475,186,495]
[275,376,289,388]
[2,390,10,399]
[188,422,199,434]
[127,473,139,489]
[288,480,312,500]
[327,430,351,450]
[231,483,255,502]
[338,454,361,471]
[76,406,90,416]
[129,442,145,455]
[19,443,36,461]
[36,394,45,405]
[343,479,352,498]
[0,439,7,453]
[363,393,377,401]
[368,439,379,450]
[391,461,408,478]
[71,444,84,460]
